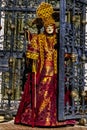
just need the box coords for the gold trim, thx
[26,51,39,60]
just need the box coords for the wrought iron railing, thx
[0,0,87,123]
[58,0,87,122]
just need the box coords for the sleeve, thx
[26,35,39,60]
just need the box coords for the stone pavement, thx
[0,120,87,130]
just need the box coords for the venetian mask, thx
[45,25,54,34]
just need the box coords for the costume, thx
[14,2,76,127]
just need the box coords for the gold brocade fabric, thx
[26,51,39,60]
[15,32,76,126]
[25,33,58,126]
[26,33,57,74]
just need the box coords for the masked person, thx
[14,2,76,127]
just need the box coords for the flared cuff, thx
[26,51,39,60]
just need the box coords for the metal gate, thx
[58,0,87,121]
[0,0,45,117]
[0,0,60,119]
[0,0,87,121]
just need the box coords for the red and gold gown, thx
[14,33,76,127]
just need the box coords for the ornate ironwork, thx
[0,0,87,122]
[0,0,46,119]
[58,0,87,121]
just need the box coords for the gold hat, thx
[44,17,55,27]
[36,2,55,27]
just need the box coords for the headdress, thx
[36,2,56,27]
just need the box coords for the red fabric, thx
[14,34,76,127]
[14,73,31,124]
[15,72,76,127]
